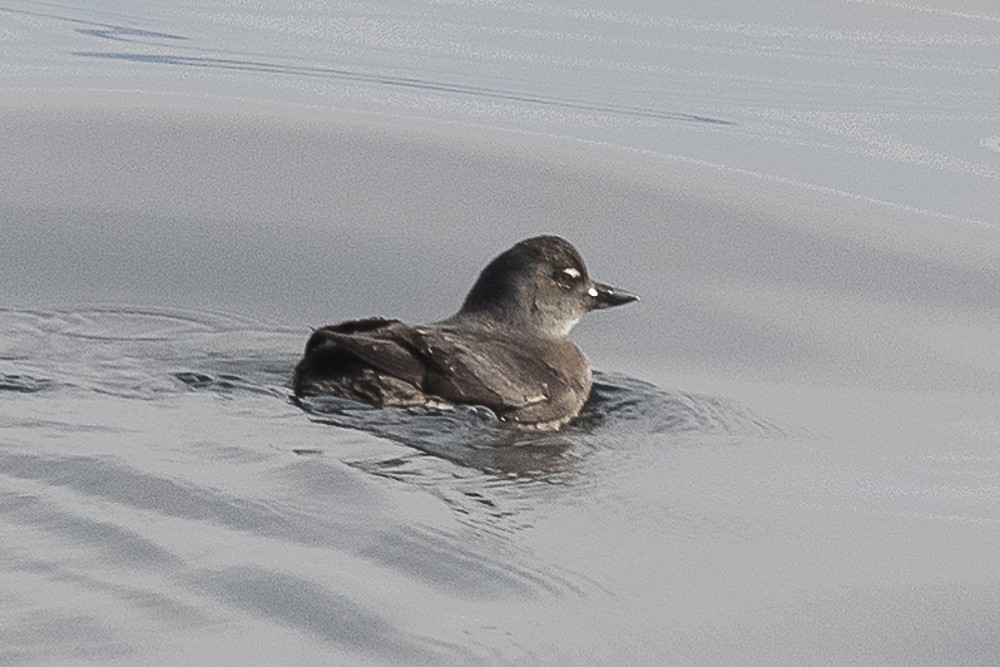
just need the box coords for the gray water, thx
[0,303,787,664]
[4,1,1000,664]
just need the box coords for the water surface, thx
[3,1,1000,664]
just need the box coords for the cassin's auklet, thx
[292,235,638,430]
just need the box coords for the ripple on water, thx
[1,304,790,652]
[0,448,577,600]
[187,566,470,665]
[298,371,784,476]
[0,306,298,398]
[295,370,785,560]
[583,372,785,437]
[0,373,52,393]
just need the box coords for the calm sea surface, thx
[3,1,1000,664]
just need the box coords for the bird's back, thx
[292,317,592,428]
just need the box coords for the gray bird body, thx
[293,236,637,430]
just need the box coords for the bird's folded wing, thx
[305,319,427,387]
[418,333,562,415]
[305,320,570,421]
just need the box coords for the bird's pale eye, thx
[555,266,582,290]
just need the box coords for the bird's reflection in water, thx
[295,371,783,481]
[296,394,582,480]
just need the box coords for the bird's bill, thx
[589,282,639,310]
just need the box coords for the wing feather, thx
[305,319,426,386]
